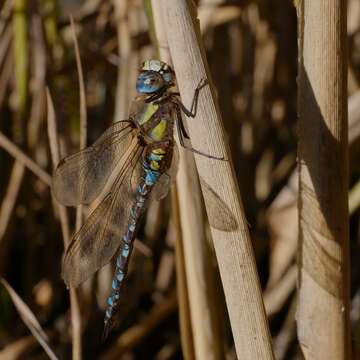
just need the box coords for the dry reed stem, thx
[267,88,360,289]
[264,264,297,317]
[0,0,12,36]
[0,45,13,106]
[348,90,360,144]
[175,149,225,360]
[0,15,45,262]
[70,15,87,236]
[266,171,298,288]
[100,291,177,360]
[198,2,241,32]
[28,15,46,149]
[154,230,175,294]
[160,1,274,358]
[349,180,360,215]
[46,89,70,243]
[144,200,163,246]
[0,335,37,359]
[296,1,350,358]
[0,279,58,360]
[151,2,224,358]
[0,161,24,241]
[0,24,12,66]
[13,0,28,126]
[69,15,86,359]
[46,89,82,360]
[171,188,196,360]
[112,0,131,121]
[273,296,297,360]
[0,132,51,185]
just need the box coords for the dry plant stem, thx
[0,0,12,36]
[0,335,37,359]
[0,161,25,241]
[0,132,51,185]
[154,226,175,293]
[349,180,360,215]
[70,15,87,235]
[348,89,360,144]
[266,172,298,288]
[267,88,360,288]
[0,279,58,360]
[46,90,82,360]
[151,1,224,358]
[160,1,274,358]
[0,25,12,67]
[13,0,28,141]
[144,201,163,246]
[46,90,70,244]
[175,150,224,359]
[295,1,350,359]
[273,296,297,360]
[28,16,46,149]
[0,48,13,107]
[264,264,297,317]
[112,0,131,121]
[0,16,43,243]
[171,188,196,360]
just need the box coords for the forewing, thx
[62,144,144,288]
[200,178,238,231]
[52,120,136,206]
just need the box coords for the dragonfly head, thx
[136,59,175,94]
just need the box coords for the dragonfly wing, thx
[151,143,179,201]
[62,143,144,288]
[52,120,136,206]
[200,178,238,231]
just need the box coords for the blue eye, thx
[136,71,165,94]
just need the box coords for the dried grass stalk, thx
[0,161,24,241]
[0,131,51,185]
[267,88,360,289]
[295,1,351,358]
[171,188,196,360]
[112,0,131,121]
[46,89,82,360]
[13,0,28,144]
[160,1,274,358]
[70,15,87,235]
[151,1,224,357]
[0,279,58,360]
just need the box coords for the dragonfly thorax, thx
[131,97,175,144]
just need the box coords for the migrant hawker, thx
[52,59,236,337]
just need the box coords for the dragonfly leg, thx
[176,78,208,118]
[175,108,224,160]
[177,110,190,139]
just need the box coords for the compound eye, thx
[145,77,157,85]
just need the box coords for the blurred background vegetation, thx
[0,0,358,359]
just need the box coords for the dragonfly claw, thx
[196,77,208,91]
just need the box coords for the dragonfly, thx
[52,59,237,338]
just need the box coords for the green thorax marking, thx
[150,119,167,141]
[134,101,170,142]
[136,102,159,126]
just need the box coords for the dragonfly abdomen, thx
[103,146,168,337]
